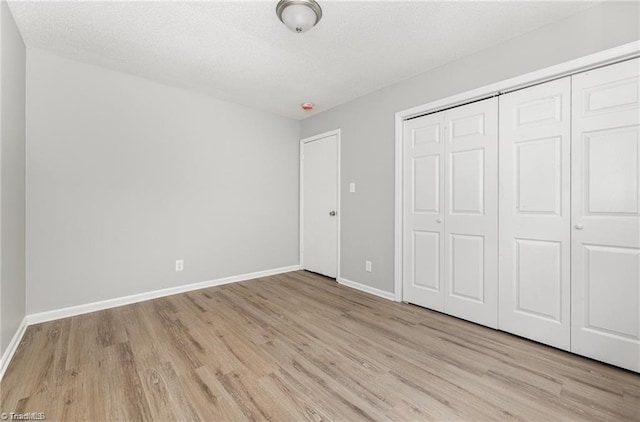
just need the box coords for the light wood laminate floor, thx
[1,271,639,421]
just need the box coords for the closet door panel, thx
[444,98,499,328]
[572,58,640,372]
[498,77,571,350]
[403,113,445,311]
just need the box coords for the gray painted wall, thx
[0,1,26,357]
[26,49,300,314]
[301,1,640,294]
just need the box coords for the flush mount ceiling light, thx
[276,0,323,33]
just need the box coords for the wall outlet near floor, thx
[365,260,372,272]
[175,259,184,271]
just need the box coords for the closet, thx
[403,98,498,328]
[498,77,572,351]
[570,59,639,371]
[402,57,640,372]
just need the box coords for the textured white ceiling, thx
[8,0,600,119]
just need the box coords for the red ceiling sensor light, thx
[302,102,314,111]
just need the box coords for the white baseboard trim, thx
[0,316,29,382]
[338,277,395,301]
[27,265,301,325]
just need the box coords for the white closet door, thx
[403,113,445,311]
[443,98,498,328]
[571,58,640,372]
[498,78,571,350]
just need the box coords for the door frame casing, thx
[394,41,640,302]
[300,129,341,279]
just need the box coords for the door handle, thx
[329,211,336,216]
[574,223,584,230]
[436,218,443,223]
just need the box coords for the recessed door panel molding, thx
[499,77,571,350]
[450,234,485,303]
[444,98,498,328]
[572,57,640,372]
[413,155,440,213]
[583,77,640,115]
[584,127,639,215]
[515,136,562,215]
[412,231,440,291]
[413,123,441,145]
[514,238,562,322]
[450,113,485,139]
[403,113,445,311]
[583,245,640,340]
[450,148,485,215]
[515,95,562,127]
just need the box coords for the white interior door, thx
[402,113,445,311]
[302,134,338,278]
[443,98,499,328]
[571,58,640,372]
[498,77,572,350]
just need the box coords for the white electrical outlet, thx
[175,259,184,271]
[365,260,372,272]
[349,182,356,193]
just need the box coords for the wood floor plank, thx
[1,270,639,421]
[190,366,251,422]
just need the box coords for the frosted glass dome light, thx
[276,0,323,34]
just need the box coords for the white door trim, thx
[300,129,341,279]
[394,40,640,302]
